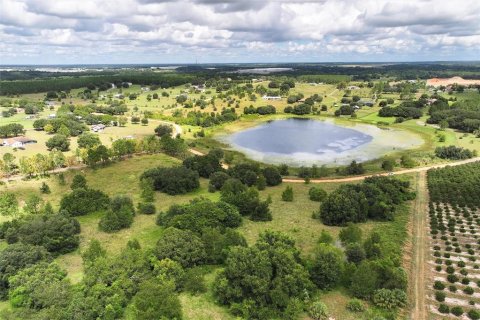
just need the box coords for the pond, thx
[223,118,424,166]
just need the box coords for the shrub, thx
[309,187,327,202]
[208,171,230,191]
[70,174,87,190]
[39,182,51,194]
[433,281,445,290]
[137,202,156,215]
[309,301,329,320]
[156,227,206,268]
[463,286,474,295]
[346,298,365,312]
[435,291,446,302]
[262,167,282,186]
[468,309,480,320]
[281,186,294,202]
[339,223,363,244]
[98,196,135,233]
[451,306,464,316]
[46,134,69,151]
[59,188,110,216]
[438,304,449,314]
[372,289,407,310]
[310,244,344,290]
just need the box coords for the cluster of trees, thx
[0,123,25,137]
[243,105,276,115]
[0,151,68,178]
[156,199,245,265]
[435,146,475,160]
[428,162,480,208]
[140,166,200,195]
[33,115,87,136]
[284,103,312,115]
[378,106,423,119]
[427,100,480,133]
[174,108,238,127]
[0,72,194,95]
[320,176,415,225]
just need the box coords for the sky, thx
[0,0,479,65]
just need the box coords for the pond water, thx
[224,118,424,166]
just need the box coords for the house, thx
[262,95,281,101]
[2,137,37,148]
[192,84,205,92]
[347,85,360,90]
[91,124,106,132]
[48,113,56,119]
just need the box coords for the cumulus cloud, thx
[0,0,478,64]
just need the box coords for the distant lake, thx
[224,118,424,166]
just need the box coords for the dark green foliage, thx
[46,134,70,151]
[201,228,247,264]
[3,214,80,255]
[346,298,366,312]
[435,145,475,160]
[227,163,260,186]
[70,174,87,190]
[0,123,25,137]
[468,309,480,320]
[320,176,414,225]
[451,306,463,316]
[77,133,101,149]
[262,167,282,186]
[344,160,365,175]
[137,202,156,215]
[345,243,366,265]
[154,124,173,137]
[160,135,187,157]
[220,178,264,216]
[308,186,327,202]
[39,182,51,194]
[60,188,110,216]
[157,198,242,234]
[183,150,223,178]
[131,281,182,320]
[99,196,135,233]
[209,171,230,191]
[140,166,199,195]
[250,198,272,221]
[156,227,207,268]
[183,268,207,295]
[213,231,313,319]
[309,244,344,290]
[0,243,51,299]
[381,158,395,171]
[243,105,276,115]
[378,106,422,119]
[282,186,294,201]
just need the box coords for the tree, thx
[282,186,294,201]
[154,124,173,137]
[46,134,70,151]
[99,196,135,233]
[208,171,230,191]
[262,167,282,186]
[0,243,51,299]
[77,133,101,149]
[140,166,199,195]
[81,239,106,266]
[345,243,366,264]
[381,158,395,171]
[309,187,327,202]
[213,231,313,319]
[0,192,19,216]
[156,227,207,268]
[309,244,344,290]
[71,174,87,190]
[131,281,182,320]
[141,118,148,125]
[40,182,51,194]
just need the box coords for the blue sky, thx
[1,0,479,64]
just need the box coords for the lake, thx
[224,118,424,166]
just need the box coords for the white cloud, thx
[0,0,479,63]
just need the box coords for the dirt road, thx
[410,171,428,320]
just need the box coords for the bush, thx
[372,289,407,310]
[262,167,282,186]
[346,298,366,312]
[282,186,294,202]
[433,281,445,290]
[154,124,173,137]
[98,196,135,232]
[438,304,449,314]
[310,244,344,290]
[451,306,464,316]
[309,187,327,202]
[70,174,87,190]
[131,280,182,320]
[339,223,363,244]
[137,202,156,215]
[435,291,446,302]
[59,188,110,216]
[156,227,207,268]
[468,309,480,320]
[208,171,230,191]
[183,268,207,295]
[140,166,200,195]
[40,182,51,194]
[309,301,329,320]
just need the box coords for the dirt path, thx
[410,171,428,320]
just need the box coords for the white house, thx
[2,137,37,148]
[91,124,106,132]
